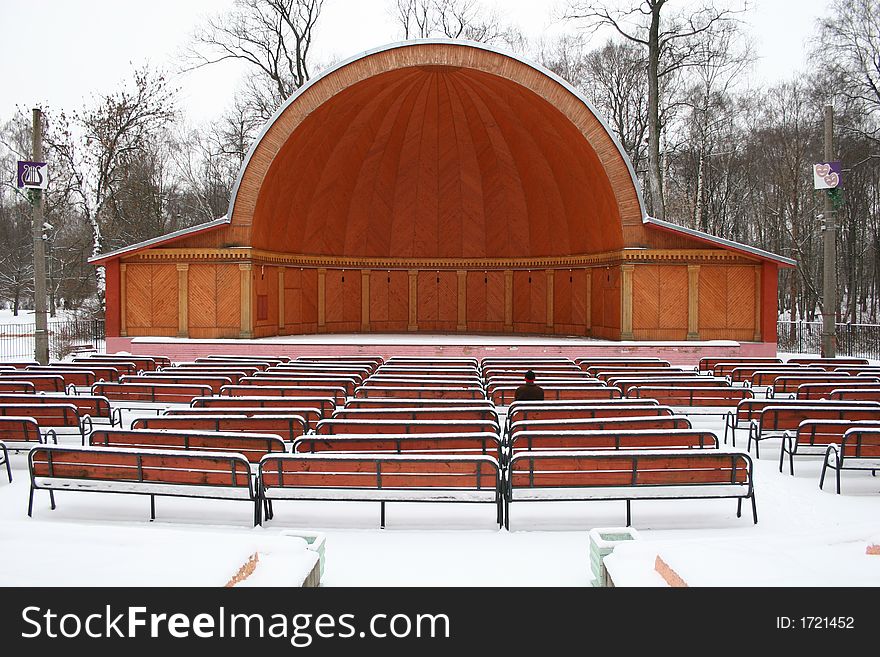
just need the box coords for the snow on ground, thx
[1,399,879,587]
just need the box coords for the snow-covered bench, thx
[27,444,259,524]
[131,414,309,443]
[821,428,880,493]
[505,449,756,529]
[259,453,502,528]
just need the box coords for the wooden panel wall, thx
[699,265,757,341]
[283,268,319,334]
[553,269,588,335]
[512,271,546,333]
[369,270,409,332]
[465,271,505,333]
[416,271,457,332]
[322,269,362,333]
[124,264,178,337]
[252,264,280,338]
[631,265,689,340]
[185,264,241,338]
[590,266,621,340]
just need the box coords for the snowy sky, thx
[0,0,829,126]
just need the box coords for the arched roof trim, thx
[226,38,648,223]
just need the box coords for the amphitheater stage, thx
[107,335,777,366]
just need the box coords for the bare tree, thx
[185,0,324,109]
[392,0,526,50]
[564,0,747,220]
[815,0,880,140]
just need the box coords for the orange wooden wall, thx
[632,265,689,340]
[698,265,758,341]
[124,264,178,337]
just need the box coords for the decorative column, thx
[584,269,592,334]
[407,270,418,331]
[457,270,467,331]
[546,269,555,330]
[316,268,326,332]
[503,270,514,331]
[620,264,635,340]
[176,263,189,338]
[753,266,762,342]
[687,265,701,340]
[239,263,253,339]
[361,270,371,332]
[278,268,285,332]
[119,263,128,337]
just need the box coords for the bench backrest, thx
[30,445,254,492]
[0,403,80,426]
[331,407,497,422]
[733,398,880,422]
[507,403,671,425]
[150,369,249,384]
[92,382,213,404]
[628,386,753,406]
[259,453,499,491]
[593,368,686,382]
[787,357,869,368]
[0,373,64,392]
[343,397,493,409]
[828,388,880,402]
[508,415,691,437]
[771,375,867,394]
[164,407,323,427]
[795,419,880,446]
[760,405,880,431]
[73,358,138,374]
[89,429,287,463]
[25,368,97,386]
[0,415,44,444]
[748,368,829,386]
[221,385,347,404]
[699,357,781,372]
[509,429,718,453]
[0,381,36,394]
[315,419,498,435]
[0,360,39,369]
[80,355,160,371]
[363,377,484,388]
[491,386,620,406]
[509,450,751,490]
[131,415,308,442]
[797,381,880,400]
[49,362,121,382]
[728,365,815,383]
[0,393,110,418]
[610,377,727,395]
[839,428,880,459]
[293,432,502,459]
[120,374,233,395]
[192,395,335,416]
[355,386,485,400]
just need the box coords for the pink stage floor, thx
[108,334,777,366]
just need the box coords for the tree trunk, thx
[647,6,664,220]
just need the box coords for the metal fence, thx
[0,318,105,362]
[777,320,880,360]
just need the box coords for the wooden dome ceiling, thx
[231,41,645,260]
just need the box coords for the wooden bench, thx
[92,382,213,409]
[508,429,718,458]
[797,381,880,400]
[699,357,781,373]
[0,441,9,482]
[221,385,347,405]
[592,368,688,382]
[0,381,36,394]
[293,432,503,462]
[821,428,880,493]
[331,407,498,423]
[0,392,115,426]
[788,357,869,369]
[0,372,65,393]
[25,367,98,387]
[368,375,484,386]
[507,415,692,439]
[485,376,595,392]
[192,395,336,418]
[491,386,619,406]
[169,363,261,377]
[723,398,880,446]
[505,450,756,528]
[197,356,285,367]
[0,416,55,451]
[343,397,494,410]
[164,407,323,430]
[828,388,880,402]
[27,445,259,524]
[612,377,728,396]
[120,374,233,395]
[832,366,880,376]
[258,453,502,528]
[73,359,138,375]
[505,402,671,435]
[315,418,499,436]
[202,353,290,363]
[780,419,880,475]
[770,375,869,397]
[388,358,478,367]
[355,386,486,400]
[749,405,880,457]
[149,368,249,384]
[81,355,161,371]
[131,414,309,443]
[0,360,39,369]
[628,386,753,412]
[729,365,817,385]
[710,361,786,377]
[247,374,361,395]
[0,403,90,441]
[576,358,670,372]
[89,428,287,464]
[748,368,830,389]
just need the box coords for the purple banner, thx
[813,161,842,190]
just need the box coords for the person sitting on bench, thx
[514,370,544,402]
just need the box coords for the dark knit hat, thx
[524,370,536,381]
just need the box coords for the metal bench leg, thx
[751,493,758,524]
[737,498,742,518]
[836,467,841,495]
[150,495,156,521]
[2,450,10,483]
[49,490,55,510]
[27,486,35,517]
[380,501,386,529]
[819,460,828,490]
[625,500,631,527]
[504,499,510,531]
